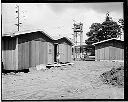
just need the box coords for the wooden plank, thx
[51,43,54,64]
[26,41,29,68]
[18,39,22,69]
[31,40,36,67]
[34,40,36,67]
[8,39,12,70]
[45,42,48,64]
[59,44,63,63]
[109,46,115,60]
[67,45,69,62]
[4,40,7,70]
[9,39,13,70]
[39,41,42,64]
[63,44,66,63]
[122,49,124,60]
[47,42,53,64]
[66,44,68,62]
[13,38,16,70]
[2,39,5,67]
[97,48,100,61]
[29,41,32,67]
[46,42,49,64]
[52,43,54,64]
[41,42,46,64]
[95,48,97,61]
[21,40,24,70]
[119,48,122,60]
[69,46,71,62]
[11,39,14,70]
[103,48,105,60]
[115,47,119,60]
[112,47,116,60]
[99,48,102,60]
[40,41,43,64]
[64,44,66,62]
[104,47,109,60]
[35,41,40,66]
[109,46,112,60]
[15,37,19,70]
[23,39,27,69]
[24,40,29,69]
[5,40,8,70]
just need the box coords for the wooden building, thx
[55,37,74,63]
[93,38,124,61]
[2,30,55,71]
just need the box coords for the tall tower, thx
[72,22,83,60]
[72,22,83,45]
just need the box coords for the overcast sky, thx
[2,3,123,41]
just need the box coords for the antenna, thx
[15,5,22,31]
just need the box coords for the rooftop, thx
[92,38,124,45]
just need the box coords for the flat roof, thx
[92,38,124,45]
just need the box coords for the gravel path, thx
[2,61,124,100]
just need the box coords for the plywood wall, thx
[104,47,109,60]
[18,39,53,69]
[95,41,124,61]
[47,42,54,64]
[2,38,16,70]
[58,43,72,63]
[18,38,30,70]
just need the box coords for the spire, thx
[106,11,111,21]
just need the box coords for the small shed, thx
[93,38,124,61]
[55,37,74,63]
[2,30,55,71]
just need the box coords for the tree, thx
[85,23,102,44]
[85,12,121,45]
[118,18,124,31]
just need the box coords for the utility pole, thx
[15,5,22,31]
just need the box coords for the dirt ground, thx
[2,61,124,100]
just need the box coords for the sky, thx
[2,3,123,42]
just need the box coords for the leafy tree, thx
[118,18,124,31]
[85,12,121,44]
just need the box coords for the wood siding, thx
[2,37,16,70]
[58,43,72,63]
[2,31,55,70]
[104,47,109,60]
[57,37,72,63]
[95,40,124,61]
[47,42,54,64]
[18,32,55,69]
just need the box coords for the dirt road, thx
[2,61,124,100]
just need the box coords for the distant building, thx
[73,44,95,60]
[93,38,124,61]
[55,37,74,63]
